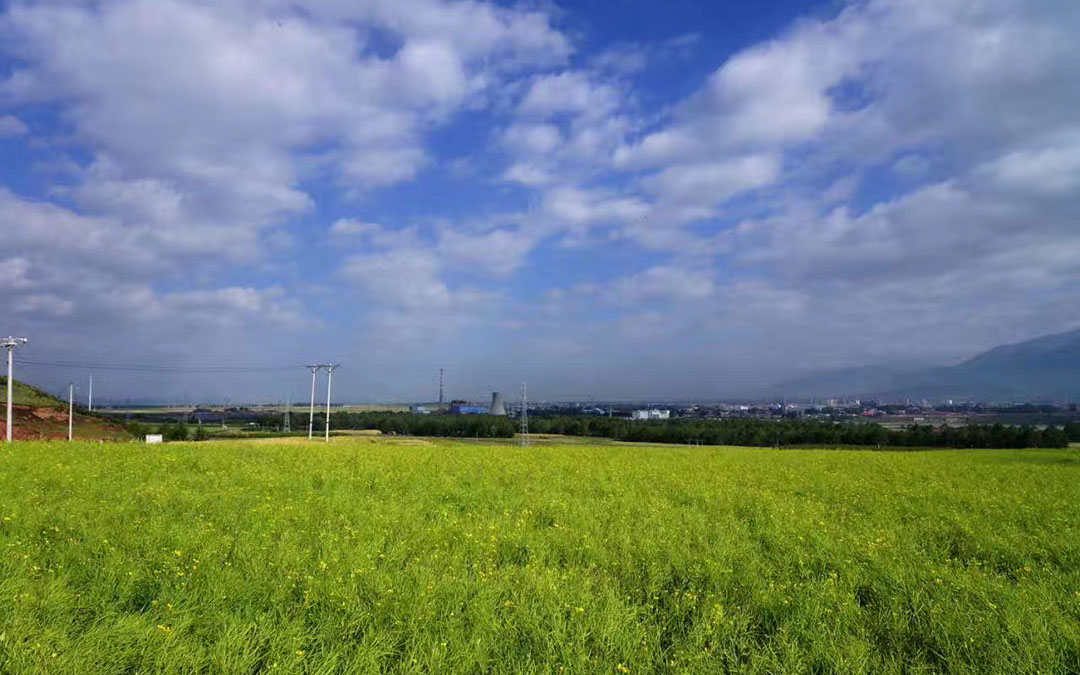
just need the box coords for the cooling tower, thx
[489,391,507,416]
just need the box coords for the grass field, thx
[1,439,1078,673]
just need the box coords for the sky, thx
[1,0,1079,404]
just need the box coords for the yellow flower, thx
[156,625,171,633]
[616,665,630,673]
[296,650,305,657]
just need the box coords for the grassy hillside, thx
[0,438,1078,673]
[0,377,130,440]
[0,376,63,407]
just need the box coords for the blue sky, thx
[2,0,1079,403]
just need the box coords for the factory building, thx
[448,392,508,416]
[631,409,671,420]
[449,400,488,415]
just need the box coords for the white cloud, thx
[159,286,304,329]
[607,265,715,305]
[502,163,556,187]
[342,248,461,311]
[501,123,563,155]
[518,71,621,121]
[438,228,534,278]
[977,138,1080,196]
[641,154,781,205]
[613,13,857,171]
[4,0,1080,399]
[0,0,571,256]
[330,218,384,238]
[12,293,74,317]
[822,174,858,204]
[0,115,28,137]
[540,186,646,231]
[0,258,34,290]
[0,188,308,380]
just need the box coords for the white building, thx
[631,409,670,420]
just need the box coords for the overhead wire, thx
[14,358,304,373]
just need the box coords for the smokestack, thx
[489,391,507,416]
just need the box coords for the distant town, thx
[96,396,1080,431]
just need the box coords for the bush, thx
[158,422,189,442]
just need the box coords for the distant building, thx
[410,405,431,415]
[631,409,670,420]
[450,401,488,415]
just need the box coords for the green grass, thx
[0,377,62,407]
[1,439,1079,673]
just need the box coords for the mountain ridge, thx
[777,328,1080,401]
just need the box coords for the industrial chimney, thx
[489,391,507,416]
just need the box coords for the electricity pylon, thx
[519,382,529,447]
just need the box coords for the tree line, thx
[309,413,1069,448]
[133,412,1074,448]
[525,416,1069,448]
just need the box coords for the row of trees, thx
[526,417,1069,448]
[320,411,516,439]
[1064,422,1080,442]
[317,413,1068,448]
[135,413,1073,448]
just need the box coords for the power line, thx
[14,358,299,373]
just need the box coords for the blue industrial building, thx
[450,403,488,415]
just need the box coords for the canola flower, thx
[0,439,1077,674]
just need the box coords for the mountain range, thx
[777,328,1080,402]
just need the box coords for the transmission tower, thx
[438,368,444,410]
[283,391,291,432]
[519,381,529,446]
[2,336,29,443]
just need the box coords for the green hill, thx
[0,376,65,407]
[0,377,131,441]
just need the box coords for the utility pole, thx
[324,364,340,442]
[438,368,444,410]
[306,364,320,439]
[2,337,28,443]
[68,383,74,442]
[88,371,93,412]
[519,381,529,447]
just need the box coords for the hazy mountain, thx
[778,328,1080,402]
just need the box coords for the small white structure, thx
[631,409,671,420]
[145,434,163,444]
